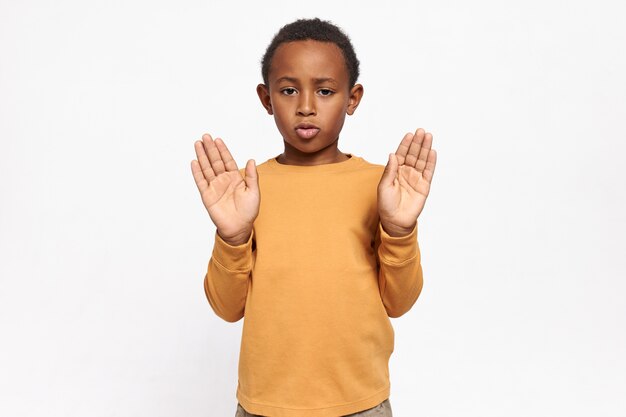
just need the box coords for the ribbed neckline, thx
[266,153,365,173]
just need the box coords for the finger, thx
[214,138,239,172]
[190,159,209,194]
[404,128,425,168]
[195,136,216,182]
[394,132,413,166]
[244,159,259,192]
[415,132,433,173]
[203,134,227,175]
[422,149,437,183]
[379,153,399,188]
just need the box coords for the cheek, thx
[328,102,348,127]
[273,114,288,131]
[271,111,293,137]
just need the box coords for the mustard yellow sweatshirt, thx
[204,154,424,417]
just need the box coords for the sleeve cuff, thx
[377,222,418,264]
[212,229,254,272]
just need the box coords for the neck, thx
[277,142,350,166]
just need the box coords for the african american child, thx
[191,17,437,417]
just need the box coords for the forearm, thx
[204,229,255,322]
[376,222,424,318]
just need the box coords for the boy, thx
[191,18,437,417]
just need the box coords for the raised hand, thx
[377,128,437,237]
[191,134,260,246]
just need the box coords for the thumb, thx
[243,159,259,192]
[379,153,398,188]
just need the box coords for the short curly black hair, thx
[261,18,360,88]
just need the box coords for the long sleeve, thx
[204,228,255,322]
[374,221,424,318]
[223,155,429,416]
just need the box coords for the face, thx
[257,40,363,163]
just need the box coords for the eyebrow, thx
[275,76,338,85]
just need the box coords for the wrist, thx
[380,221,416,237]
[218,228,253,246]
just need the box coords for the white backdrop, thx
[1,1,625,416]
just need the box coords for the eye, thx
[281,88,297,96]
[318,89,334,96]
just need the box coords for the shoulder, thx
[352,155,386,177]
[237,158,274,177]
[356,155,385,170]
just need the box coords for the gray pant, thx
[235,398,393,417]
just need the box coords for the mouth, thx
[295,123,320,139]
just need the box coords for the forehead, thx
[269,40,349,84]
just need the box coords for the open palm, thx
[378,128,437,236]
[191,134,259,245]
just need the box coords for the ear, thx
[256,83,273,115]
[346,83,364,115]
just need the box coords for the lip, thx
[295,122,319,129]
[295,122,320,139]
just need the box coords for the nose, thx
[296,91,316,116]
